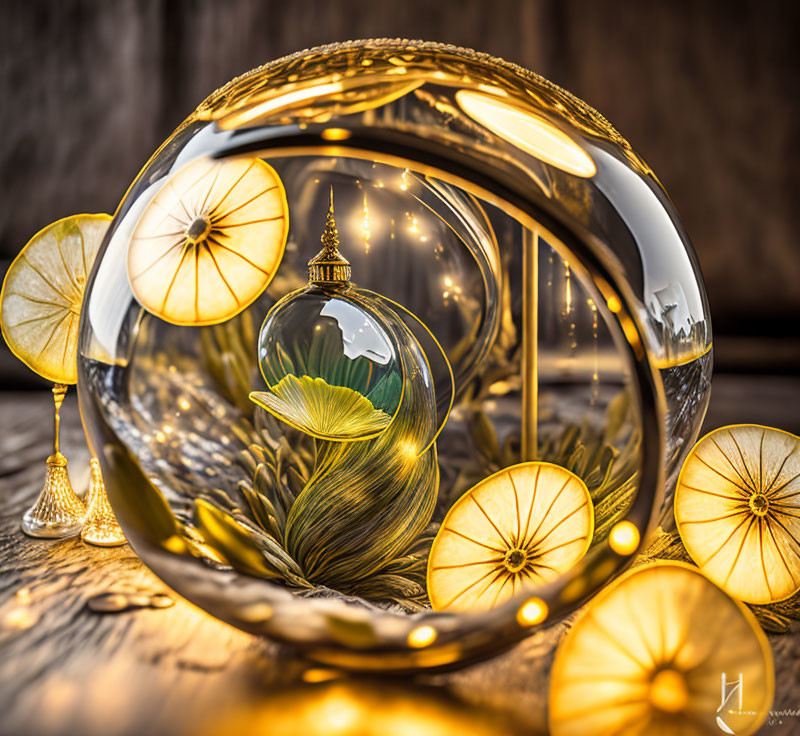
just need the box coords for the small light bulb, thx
[407,624,437,648]
[516,597,548,627]
[609,520,640,556]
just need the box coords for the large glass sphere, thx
[78,40,711,671]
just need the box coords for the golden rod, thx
[521,227,538,461]
[21,383,86,538]
[52,383,66,455]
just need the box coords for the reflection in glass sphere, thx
[78,40,710,671]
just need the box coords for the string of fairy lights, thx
[311,166,606,401]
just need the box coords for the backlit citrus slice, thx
[0,214,111,384]
[127,156,288,326]
[675,424,800,604]
[549,562,774,736]
[427,462,593,612]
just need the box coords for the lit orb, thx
[608,520,640,556]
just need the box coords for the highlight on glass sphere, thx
[78,40,712,670]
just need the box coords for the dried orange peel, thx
[127,156,288,326]
[549,562,774,736]
[0,213,111,384]
[675,424,800,604]
[427,462,593,612]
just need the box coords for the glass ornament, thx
[252,192,406,441]
[78,40,712,671]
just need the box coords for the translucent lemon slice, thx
[0,214,111,384]
[549,562,774,736]
[675,424,800,604]
[127,156,288,326]
[427,462,593,612]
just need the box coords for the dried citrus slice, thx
[427,462,593,612]
[549,562,774,736]
[127,156,288,326]
[675,424,800,604]
[0,214,111,384]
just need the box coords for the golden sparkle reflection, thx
[609,520,640,556]
[361,192,370,253]
[223,81,344,127]
[302,668,343,684]
[456,90,597,178]
[516,597,548,627]
[197,682,521,736]
[3,606,39,630]
[322,128,352,141]
[407,624,437,648]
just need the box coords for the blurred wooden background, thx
[1,0,798,386]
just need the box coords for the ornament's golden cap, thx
[308,188,351,285]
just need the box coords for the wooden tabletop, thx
[1,374,799,736]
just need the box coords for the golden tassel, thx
[81,458,126,547]
[21,384,86,538]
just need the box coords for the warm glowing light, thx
[648,669,689,713]
[409,216,419,234]
[606,295,622,313]
[317,691,361,731]
[3,607,39,630]
[407,624,437,648]
[400,440,419,459]
[562,260,572,316]
[302,668,342,683]
[321,127,351,141]
[155,431,167,443]
[178,397,191,411]
[223,81,344,128]
[609,520,640,556]
[362,192,370,253]
[456,90,597,177]
[400,169,409,191]
[516,597,549,627]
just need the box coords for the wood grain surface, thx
[1,377,800,735]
